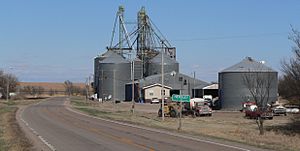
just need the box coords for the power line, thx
[172,32,288,42]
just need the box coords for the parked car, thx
[194,103,212,116]
[240,101,256,112]
[245,105,273,120]
[285,105,300,114]
[290,108,300,114]
[272,106,287,116]
[150,98,160,104]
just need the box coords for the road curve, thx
[21,97,260,151]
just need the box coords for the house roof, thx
[142,83,172,90]
[201,83,218,90]
[138,72,209,89]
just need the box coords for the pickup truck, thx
[272,106,287,116]
[245,105,273,120]
[194,103,212,116]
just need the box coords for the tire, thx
[170,110,177,118]
[208,114,212,116]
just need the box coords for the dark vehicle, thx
[245,105,273,120]
[194,103,212,116]
[272,106,287,116]
[158,101,196,118]
[158,101,180,117]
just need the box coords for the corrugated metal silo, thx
[134,58,142,80]
[98,50,131,101]
[219,57,278,110]
[147,52,179,76]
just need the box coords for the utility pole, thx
[6,75,9,102]
[131,54,135,114]
[193,71,196,98]
[113,70,116,104]
[178,81,183,131]
[101,70,104,103]
[161,40,165,121]
[202,87,204,98]
[6,67,13,102]
[88,75,91,98]
[85,77,88,102]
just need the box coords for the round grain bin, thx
[218,57,278,110]
[147,52,179,76]
[98,50,131,101]
[134,58,142,79]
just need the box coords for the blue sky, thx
[0,0,299,82]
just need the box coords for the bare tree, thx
[49,88,55,96]
[280,27,300,103]
[37,86,44,97]
[0,70,19,99]
[243,71,275,135]
[72,86,81,96]
[64,80,74,96]
[22,86,33,96]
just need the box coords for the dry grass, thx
[0,99,44,151]
[1,107,32,151]
[71,97,300,151]
[19,82,88,91]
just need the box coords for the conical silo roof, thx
[99,50,129,63]
[149,52,178,64]
[220,57,276,73]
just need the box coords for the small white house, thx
[143,83,172,102]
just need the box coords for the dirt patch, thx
[71,98,300,151]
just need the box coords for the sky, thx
[1,0,300,83]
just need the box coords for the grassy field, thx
[0,99,43,151]
[19,82,87,92]
[71,97,300,151]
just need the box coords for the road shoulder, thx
[16,102,51,151]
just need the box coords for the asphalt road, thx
[21,97,263,151]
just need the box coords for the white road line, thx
[66,103,251,151]
[20,101,57,151]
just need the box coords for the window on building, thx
[179,77,183,81]
[161,90,166,95]
[149,90,154,96]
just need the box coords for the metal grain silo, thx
[219,57,278,110]
[147,52,179,76]
[134,58,142,80]
[97,50,131,101]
